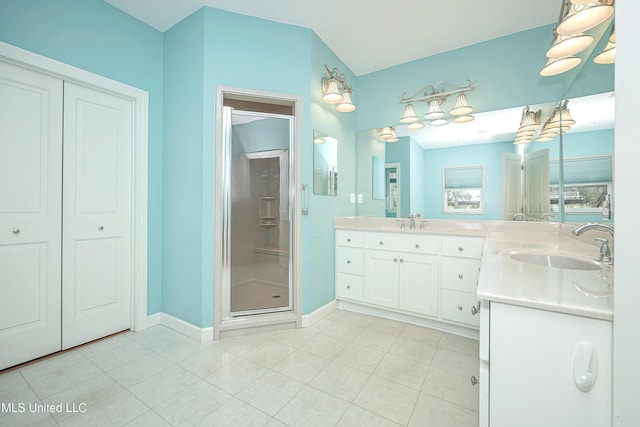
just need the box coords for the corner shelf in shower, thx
[260,196,278,229]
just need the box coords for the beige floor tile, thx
[28,359,103,399]
[300,334,349,359]
[333,343,385,373]
[241,340,296,369]
[203,358,268,395]
[374,353,429,390]
[308,361,370,402]
[337,405,403,427]
[81,341,155,372]
[153,380,231,426]
[431,347,479,377]
[388,336,437,364]
[272,349,329,383]
[320,320,365,342]
[409,393,479,427]
[58,390,148,427]
[439,333,480,356]
[195,397,271,426]
[215,334,269,356]
[422,366,479,411]
[338,311,376,328]
[107,352,173,389]
[18,351,86,383]
[367,317,407,336]
[400,324,442,345]
[352,328,398,352]
[275,386,349,426]
[235,371,304,416]
[354,375,419,425]
[128,365,199,407]
[125,410,172,426]
[177,346,237,378]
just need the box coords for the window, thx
[443,165,485,214]
[549,155,613,213]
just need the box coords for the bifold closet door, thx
[0,61,63,370]
[61,82,133,350]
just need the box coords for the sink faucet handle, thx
[396,219,406,229]
[594,237,611,263]
[420,219,428,230]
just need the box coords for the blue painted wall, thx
[0,0,164,316]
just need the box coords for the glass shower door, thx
[223,108,293,317]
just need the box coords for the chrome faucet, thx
[571,222,615,264]
[409,214,416,229]
[512,213,528,221]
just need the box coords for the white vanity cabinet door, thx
[441,290,480,327]
[364,249,399,309]
[398,252,438,317]
[489,303,612,427]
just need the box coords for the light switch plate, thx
[350,193,355,203]
[358,194,363,203]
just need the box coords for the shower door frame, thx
[214,86,302,339]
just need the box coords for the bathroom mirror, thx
[313,130,338,196]
[372,156,385,200]
[356,20,614,222]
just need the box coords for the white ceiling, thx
[105,0,561,76]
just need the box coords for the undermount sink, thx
[507,251,602,271]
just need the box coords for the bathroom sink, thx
[507,251,602,271]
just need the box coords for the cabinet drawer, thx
[336,273,363,301]
[441,289,480,327]
[364,232,439,254]
[336,230,363,247]
[336,246,363,275]
[441,236,484,258]
[441,257,481,293]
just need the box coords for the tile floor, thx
[0,309,479,427]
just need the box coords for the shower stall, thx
[220,106,294,319]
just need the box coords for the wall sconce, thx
[377,126,399,142]
[399,80,476,129]
[594,24,615,64]
[321,65,356,113]
[541,0,615,77]
[514,101,575,144]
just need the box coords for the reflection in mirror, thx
[443,165,485,214]
[372,156,385,200]
[385,164,400,218]
[313,130,338,196]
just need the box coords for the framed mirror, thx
[313,130,338,196]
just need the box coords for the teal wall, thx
[0,0,164,315]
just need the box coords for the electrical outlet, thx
[358,194,363,204]
[350,193,355,203]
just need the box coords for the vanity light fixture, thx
[513,101,576,144]
[541,0,614,77]
[377,126,399,142]
[321,64,356,112]
[398,80,476,129]
[594,25,615,64]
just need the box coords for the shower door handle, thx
[301,183,309,215]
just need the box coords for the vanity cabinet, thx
[482,301,612,427]
[335,231,364,301]
[335,229,484,330]
[440,236,484,327]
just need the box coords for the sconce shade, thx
[453,115,474,123]
[557,2,614,36]
[322,79,343,104]
[594,41,615,64]
[424,99,446,120]
[519,107,541,132]
[535,135,555,142]
[540,56,581,76]
[546,33,594,58]
[450,93,474,116]
[400,104,420,123]
[407,121,425,130]
[429,118,448,126]
[336,91,356,112]
[314,137,326,144]
[378,126,393,139]
[516,130,536,138]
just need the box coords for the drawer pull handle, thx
[415,243,420,249]
[379,241,384,246]
[347,238,351,242]
[471,302,481,315]
[458,305,463,311]
[394,258,398,262]
[458,274,464,279]
[12,228,20,234]
[458,246,464,252]
[346,285,351,290]
[399,258,404,263]
[347,260,351,264]
[471,375,479,386]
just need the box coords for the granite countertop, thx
[335,216,614,321]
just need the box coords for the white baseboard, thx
[143,312,214,342]
[301,300,338,327]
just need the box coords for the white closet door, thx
[62,82,132,349]
[0,61,63,369]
